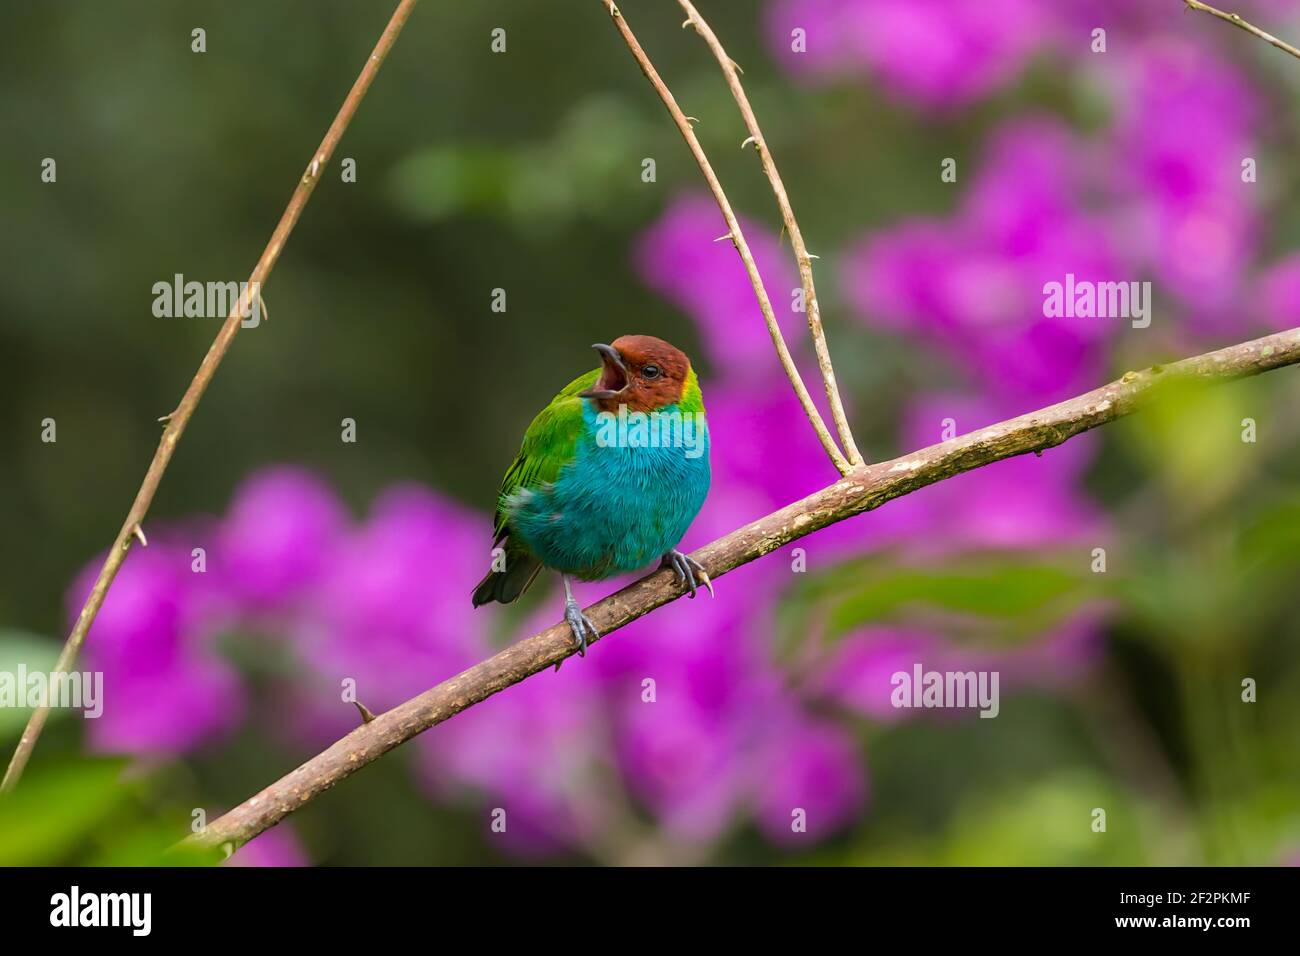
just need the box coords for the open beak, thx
[578,343,629,400]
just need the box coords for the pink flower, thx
[225,825,309,867]
[294,484,490,715]
[844,118,1126,406]
[818,627,944,721]
[753,713,867,844]
[69,545,243,756]
[216,467,347,613]
[765,0,1053,109]
[895,393,1102,551]
[1253,252,1300,333]
[1100,38,1261,327]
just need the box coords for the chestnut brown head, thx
[578,335,692,413]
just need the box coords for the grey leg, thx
[562,574,598,658]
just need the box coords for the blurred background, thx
[2,0,1299,865]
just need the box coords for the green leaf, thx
[0,629,63,737]
[822,554,1091,634]
[0,759,131,865]
[1122,376,1261,509]
[869,772,1155,865]
[769,552,1100,663]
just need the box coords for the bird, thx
[472,334,712,658]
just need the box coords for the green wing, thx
[491,367,599,541]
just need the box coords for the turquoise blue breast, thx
[508,402,711,579]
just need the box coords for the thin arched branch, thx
[601,0,853,474]
[677,0,864,465]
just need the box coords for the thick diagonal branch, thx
[677,0,863,465]
[601,0,852,474]
[186,326,1300,854]
[0,0,422,794]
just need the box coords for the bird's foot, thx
[563,599,599,659]
[661,549,714,599]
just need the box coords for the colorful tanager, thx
[472,335,712,656]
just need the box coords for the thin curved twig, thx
[0,0,423,793]
[1184,1,1300,60]
[677,0,863,465]
[600,0,852,475]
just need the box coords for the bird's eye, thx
[642,364,662,380]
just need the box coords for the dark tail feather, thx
[472,548,544,606]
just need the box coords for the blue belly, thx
[508,405,711,580]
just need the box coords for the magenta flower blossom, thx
[224,824,309,867]
[765,0,1294,109]
[895,393,1101,551]
[295,484,491,715]
[846,222,1113,404]
[1252,253,1300,333]
[615,681,755,844]
[608,573,868,847]
[907,452,1100,552]
[844,118,1126,406]
[753,711,867,845]
[69,545,243,756]
[818,627,944,722]
[705,378,845,507]
[765,0,1052,109]
[216,466,347,614]
[1099,39,1260,327]
[417,538,867,854]
[88,655,242,756]
[610,596,779,843]
[819,613,1103,726]
[416,615,612,856]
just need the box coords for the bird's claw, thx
[563,600,598,658]
[662,549,714,599]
